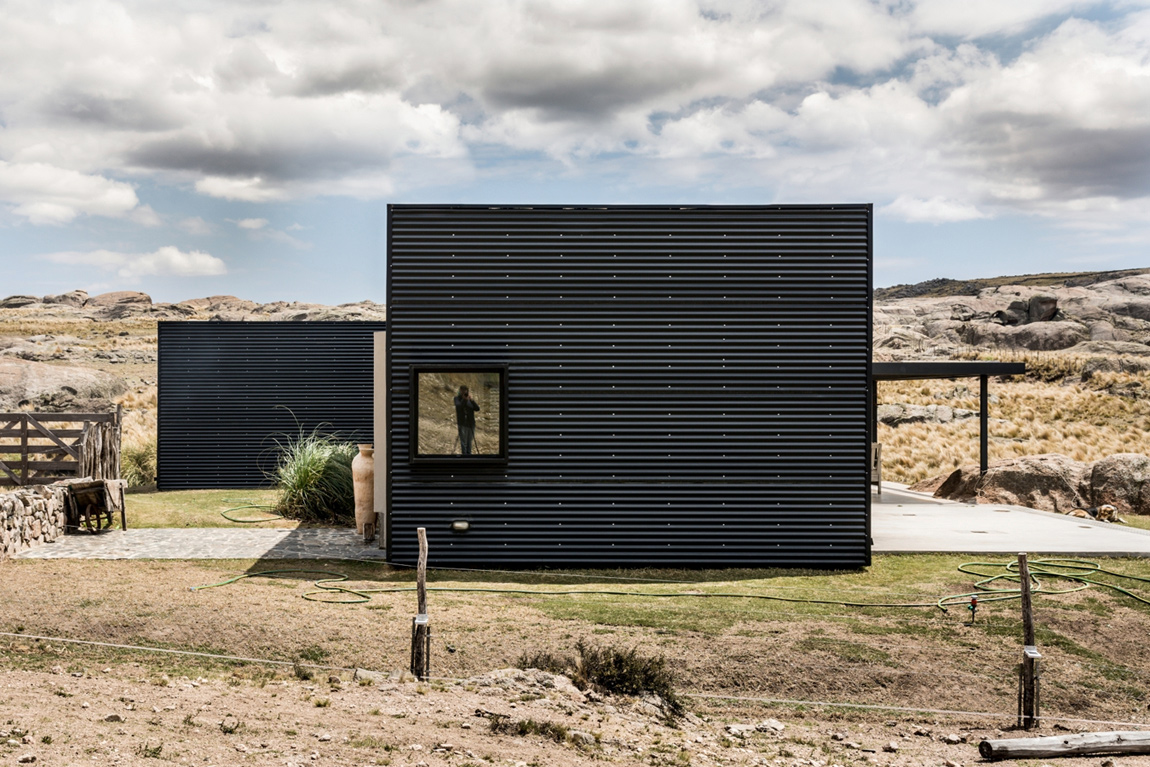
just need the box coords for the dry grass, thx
[116,386,158,488]
[878,371,1150,485]
[4,555,1150,724]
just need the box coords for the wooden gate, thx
[0,408,122,486]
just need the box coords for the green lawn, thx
[124,488,299,529]
[1122,515,1150,531]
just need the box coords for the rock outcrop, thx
[924,454,1091,513]
[918,452,1150,517]
[1091,454,1150,516]
[874,274,1150,358]
[878,403,978,426]
[84,291,152,307]
[0,359,125,412]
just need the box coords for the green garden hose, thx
[189,559,1150,612]
[937,558,1150,610]
[220,499,283,524]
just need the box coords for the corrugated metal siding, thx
[387,204,872,567]
[157,321,386,489]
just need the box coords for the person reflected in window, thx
[454,385,480,455]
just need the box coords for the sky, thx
[1,0,1149,305]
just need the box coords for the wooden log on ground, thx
[980,731,1150,760]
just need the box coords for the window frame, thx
[408,364,509,466]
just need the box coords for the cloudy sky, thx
[2,0,1149,304]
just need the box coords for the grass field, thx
[124,488,294,528]
[3,554,1150,726]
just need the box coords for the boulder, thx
[878,403,977,426]
[84,291,151,307]
[991,299,1030,326]
[43,290,88,306]
[932,454,1091,512]
[1108,299,1150,322]
[1088,320,1129,342]
[1091,454,1150,516]
[0,295,40,308]
[961,321,1087,351]
[1081,356,1150,380]
[1028,294,1059,322]
[176,296,260,313]
[0,358,125,411]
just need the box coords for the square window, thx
[410,366,507,464]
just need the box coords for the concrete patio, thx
[873,484,1150,556]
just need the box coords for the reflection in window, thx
[415,370,503,457]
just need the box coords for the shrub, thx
[517,641,683,718]
[267,425,357,525]
[516,650,574,676]
[488,716,570,743]
[121,436,157,488]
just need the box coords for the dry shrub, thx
[517,641,682,718]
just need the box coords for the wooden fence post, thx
[1018,552,1040,729]
[410,527,430,680]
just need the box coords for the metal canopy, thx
[872,361,1025,380]
[870,360,1026,476]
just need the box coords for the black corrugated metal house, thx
[386,204,873,568]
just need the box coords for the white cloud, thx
[129,204,162,227]
[40,246,227,280]
[177,216,213,235]
[880,196,988,223]
[910,0,1095,38]
[0,161,140,224]
[194,177,289,202]
[0,0,1146,242]
[229,216,310,248]
[234,217,269,230]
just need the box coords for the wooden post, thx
[1018,552,1039,729]
[980,731,1150,760]
[20,414,28,486]
[410,527,430,680]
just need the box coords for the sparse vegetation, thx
[518,641,683,718]
[136,742,163,758]
[878,370,1150,485]
[488,715,571,743]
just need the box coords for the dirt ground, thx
[0,658,1138,767]
[3,556,1150,766]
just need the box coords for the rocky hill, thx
[874,271,1150,360]
[4,272,1150,411]
[0,290,385,412]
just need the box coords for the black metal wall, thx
[157,321,386,489]
[387,204,872,568]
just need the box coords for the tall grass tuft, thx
[121,438,157,488]
[268,426,357,525]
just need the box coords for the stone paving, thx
[15,527,388,560]
[14,485,1150,560]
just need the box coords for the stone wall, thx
[0,484,69,558]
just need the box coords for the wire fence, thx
[3,553,1150,729]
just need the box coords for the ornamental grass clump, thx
[268,426,357,525]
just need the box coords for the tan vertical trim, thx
[373,331,387,550]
